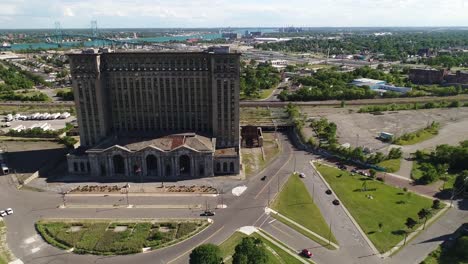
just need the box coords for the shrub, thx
[432,199,441,209]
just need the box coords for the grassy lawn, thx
[36,219,209,255]
[271,174,337,245]
[219,231,307,264]
[377,159,401,173]
[259,87,277,99]
[315,163,440,253]
[0,221,12,264]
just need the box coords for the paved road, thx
[0,132,466,264]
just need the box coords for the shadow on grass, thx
[353,188,377,192]
[391,230,406,236]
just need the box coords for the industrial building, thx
[351,78,412,94]
[66,47,241,179]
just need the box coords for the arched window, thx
[179,155,191,175]
[223,162,228,172]
[113,155,125,174]
[230,162,234,172]
[146,155,158,176]
[80,162,85,172]
[216,162,221,172]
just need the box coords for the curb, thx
[59,204,202,209]
[66,193,218,197]
[382,204,451,258]
[266,207,340,249]
[256,228,314,264]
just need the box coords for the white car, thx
[0,211,6,217]
[5,208,13,215]
[299,173,306,178]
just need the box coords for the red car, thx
[301,249,313,258]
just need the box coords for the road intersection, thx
[0,132,466,264]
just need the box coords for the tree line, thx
[256,31,468,61]
[240,60,281,99]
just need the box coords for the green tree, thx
[432,199,441,210]
[369,169,377,179]
[417,208,431,230]
[404,217,418,245]
[455,236,468,259]
[189,244,222,264]
[233,237,268,264]
[388,148,403,159]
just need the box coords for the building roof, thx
[352,78,386,85]
[88,133,214,153]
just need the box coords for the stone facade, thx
[67,49,241,179]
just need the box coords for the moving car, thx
[0,210,6,217]
[332,199,340,206]
[301,249,313,258]
[200,210,215,216]
[299,173,306,178]
[5,208,13,215]
[261,176,267,181]
[325,189,332,195]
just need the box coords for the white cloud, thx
[63,7,75,17]
[0,0,467,28]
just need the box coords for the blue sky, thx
[0,0,467,29]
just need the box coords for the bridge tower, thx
[91,20,99,38]
[54,21,63,43]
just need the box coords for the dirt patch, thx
[113,226,128,232]
[158,227,171,233]
[68,226,82,232]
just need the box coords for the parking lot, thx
[302,106,468,153]
[0,114,75,133]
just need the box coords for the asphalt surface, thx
[0,132,466,264]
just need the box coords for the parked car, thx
[5,208,13,215]
[332,199,340,206]
[299,173,306,178]
[261,176,267,181]
[0,210,6,217]
[301,249,313,258]
[351,168,358,174]
[325,189,332,195]
[200,210,215,216]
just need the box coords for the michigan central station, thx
[66,47,243,179]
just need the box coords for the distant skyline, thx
[0,0,468,29]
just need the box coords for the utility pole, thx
[125,183,130,206]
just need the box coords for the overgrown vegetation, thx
[56,89,74,101]
[393,122,440,145]
[240,60,281,99]
[412,141,468,185]
[36,220,209,255]
[358,101,467,113]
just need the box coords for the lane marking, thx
[167,225,225,264]
[254,152,293,199]
[270,222,294,239]
[268,219,276,224]
[31,247,41,253]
